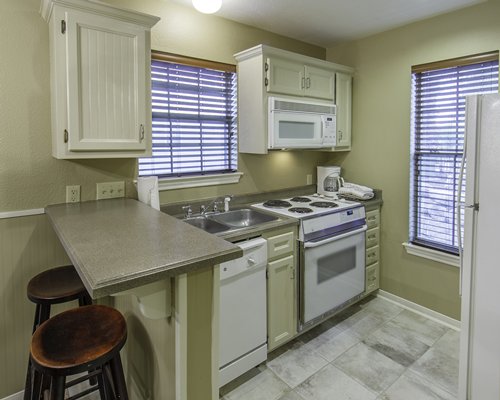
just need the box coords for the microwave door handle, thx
[303,225,367,249]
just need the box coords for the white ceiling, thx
[172,0,486,47]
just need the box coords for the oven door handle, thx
[303,224,367,248]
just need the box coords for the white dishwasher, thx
[219,237,268,387]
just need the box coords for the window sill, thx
[402,242,459,267]
[158,172,243,191]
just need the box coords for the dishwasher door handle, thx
[303,225,367,249]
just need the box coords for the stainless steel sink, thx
[208,208,278,228]
[183,216,231,234]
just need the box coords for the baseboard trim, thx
[2,391,23,400]
[377,290,461,331]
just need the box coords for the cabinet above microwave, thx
[234,45,353,154]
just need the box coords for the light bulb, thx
[192,0,222,14]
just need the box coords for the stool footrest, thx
[65,369,101,388]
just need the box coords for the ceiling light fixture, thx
[192,0,222,14]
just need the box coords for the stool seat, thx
[27,265,88,304]
[31,305,127,376]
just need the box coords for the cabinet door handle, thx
[306,77,311,88]
[139,124,145,142]
[339,130,343,140]
[301,77,306,89]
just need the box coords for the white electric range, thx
[253,194,367,331]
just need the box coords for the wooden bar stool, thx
[29,305,129,400]
[24,265,92,400]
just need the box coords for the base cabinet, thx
[364,207,381,295]
[264,227,297,351]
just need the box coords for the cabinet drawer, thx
[365,262,379,294]
[366,209,380,229]
[365,227,379,249]
[366,245,379,266]
[267,232,294,259]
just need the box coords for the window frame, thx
[407,51,499,260]
[139,51,242,190]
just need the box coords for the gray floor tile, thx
[267,341,329,388]
[410,347,459,396]
[295,364,377,400]
[363,319,430,367]
[334,342,405,394]
[389,310,449,346]
[307,329,360,362]
[223,369,291,400]
[380,371,456,400]
[360,297,404,321]
[431,329,460,360]
[348,312,386,339]
[277,390,304,400]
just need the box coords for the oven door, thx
[300,225,366,327]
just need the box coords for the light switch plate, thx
[96,181,125,200]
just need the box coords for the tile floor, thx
[220,296,460,400]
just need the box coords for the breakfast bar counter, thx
[45,198,242,298]
[45,198,243,400]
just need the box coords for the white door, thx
[65,10,147,151]
[305,65,335,100]
[266,57,304,96]
[302,227,366,324]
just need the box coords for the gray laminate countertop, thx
[45,198,242,298]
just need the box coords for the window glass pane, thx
[139,59,238,178]
[410,57,498,254]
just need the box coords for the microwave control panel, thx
[321,115,337,145]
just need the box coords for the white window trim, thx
[402,242,459,267]
[158,172,243,191]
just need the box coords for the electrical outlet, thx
[66,185,81,203]
[96,181,125,200]
[306,174,313,185]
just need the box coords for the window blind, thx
[139,57,237,177]
[410,55,498,254]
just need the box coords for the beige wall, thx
[0,0,327,397]
[326,0,500,320]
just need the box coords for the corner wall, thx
[326,0,500,319]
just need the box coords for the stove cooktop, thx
[252,194,361,219]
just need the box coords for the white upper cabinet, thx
[335,72,352,150]
[234,45,353,154]
[40,0,159,159]
[266,57,335,100]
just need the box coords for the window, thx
[139,52,238,183]
[409,52,498,255]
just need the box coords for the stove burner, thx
[288,207,313,214]
[263,199,292,208]
[310,201,338,208]
[289,196,311,203]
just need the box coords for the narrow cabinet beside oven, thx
[365,206,381,294]
[263,227,298,351]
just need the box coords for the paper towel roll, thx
[137,177,160,210]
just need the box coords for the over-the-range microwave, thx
[268,96,336,150]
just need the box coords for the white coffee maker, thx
[317,166,342,197]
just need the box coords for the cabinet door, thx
[267,255,296,351]
[65,10,147,151]
[335,72,352,148]
[305,65,335,100]
[266,57,304,97]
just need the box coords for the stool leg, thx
[109,355,128,400]
[30,368,42,400]
[96,370,109,400]
[79,293,93,307]
[25,303,50,400]
[49,376,65,400]
[38,304,51,328]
